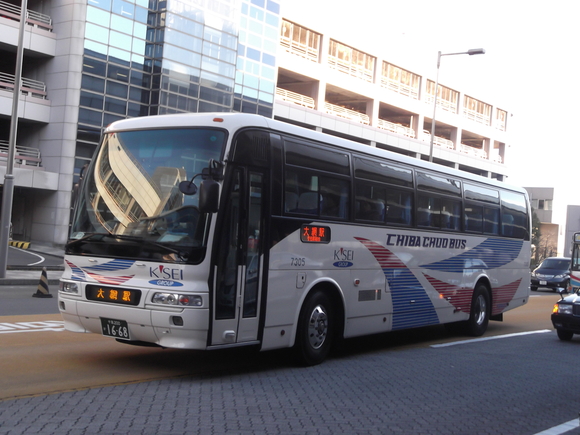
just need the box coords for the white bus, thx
[59,113,531,365]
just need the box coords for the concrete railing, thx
[422,130,454,150]
[276,88,315,109]
[0,0,52,31]
[280,36,318,62]
[324,102,370,125]
[460,144,487,159]
[425,95,458,114]
[0,141,42,168]
[327,56,374,83]
[463,107,491,126]
[380,78,419,100]
[377,119,415,138]
[0,72,47,99]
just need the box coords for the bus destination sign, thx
[86,284,141,306]
[301,225,331,243]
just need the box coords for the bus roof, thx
[105,112,526,195]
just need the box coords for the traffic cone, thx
[33,267,53,298]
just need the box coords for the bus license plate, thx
[101,318,130,340]
[540,280,547,285]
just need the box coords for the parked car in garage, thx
[531,257,570,292]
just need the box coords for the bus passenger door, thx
[211,168,264,346]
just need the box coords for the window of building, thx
[426,80,458,113]
[381,62,420,99]
[328,40,375,83]
[464,95,492,126]
[280,20,320,62]
[538,199,553,210]
[496,109,507,131]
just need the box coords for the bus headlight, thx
[59,281,79,294]
[152,293,203,307]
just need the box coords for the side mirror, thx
[199,178,220,213]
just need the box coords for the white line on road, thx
[534,418,579,435]
[430,329,552,348]
[11,246,46,266]
[0,321,65,334]
[432,328,576,435]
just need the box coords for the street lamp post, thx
[0,0,28,278]
[428,48,485,163]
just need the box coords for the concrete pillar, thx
[316,35,330,111]
[412,114,424,140]
[367,99,379,127]
[450,127,461,151]
[312,81,326,111]
[483,138,491,160]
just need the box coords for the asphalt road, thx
[7,246,63,269]
[1,291,579,435]
[0,284,59,315]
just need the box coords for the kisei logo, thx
[150,265,184,281]
[334,248,354,261]
[333,248,354,267]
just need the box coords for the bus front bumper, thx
[59,298,209,349]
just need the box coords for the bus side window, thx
[354,182,385,223]
[285,192,299,212]
[502,214,514,237]
[483,208,499,234]
[500,191,529,239]
[320,178,349,219]
[465,205,483,233]
[295,192,319,215]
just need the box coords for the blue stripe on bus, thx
[387,269,440,330]
[356,238,439,330]
[420,238,523,273]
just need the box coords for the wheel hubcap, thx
[475,294,487,326]
[307,305,328,349]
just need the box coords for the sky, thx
[281,0,580,203]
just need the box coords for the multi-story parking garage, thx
[0,0,509,247]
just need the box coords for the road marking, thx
[533,418,579,434]
[10,245,46,266]
[431,329,551,348]
[0,321,65,334]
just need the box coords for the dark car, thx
[530,257,570,292]
[551,291,580,340]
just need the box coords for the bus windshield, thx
[68,127,226,263]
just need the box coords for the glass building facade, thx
[76,0,280,186]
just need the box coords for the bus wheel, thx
[294,290,334,366]
[465,284,490,337]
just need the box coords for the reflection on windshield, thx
[69,127,226,263]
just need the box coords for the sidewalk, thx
[0,243,64,286]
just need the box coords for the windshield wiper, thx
[67,232,192,262]
[66,232,107,248]
[107,234,191,262]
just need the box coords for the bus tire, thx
[465,284,490,337]
[294,290,334,366]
